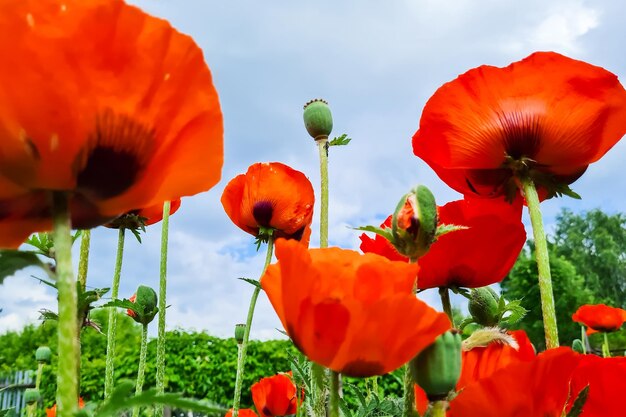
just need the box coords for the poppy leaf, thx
[329,134,352,147]
[353,225,394,243]
[500,300,528,327]
[100,299,137,311]
[38,309,58,322]
[238,277,262,289]
[0,250,52,284]
[338,398,353,417]
[347,383,368,408]
[566,385,590,417]
[285,350,312,391]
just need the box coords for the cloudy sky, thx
[2,0,626,340]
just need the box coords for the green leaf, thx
[286,350,311,391]
[329,134,352,147]
[338,398,353,417]
[92,381,227,417]
[458,317,475,331]
[347,383,368,408]
[100,299,137,311]
[130,228,143,244]
[238,277,262,289]
[566,385,589,417]
[500,300,528,327]
[0,250,52,284]
[39,309,59,322]
[434,223,468,239]
[353,225,394,243]
[0,409,17,417]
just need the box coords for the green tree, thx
[552,209,626,307]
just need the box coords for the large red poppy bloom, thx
[569,354,626,417]
[261,239,450,377]
[251,372,301,417]
[448,348,581,417]
[221,162,314,243]
[572,304,626,334]
[360,197,526,289]
[0,0,223,248]
[412,52,626,200]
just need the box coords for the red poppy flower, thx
[448,348,581,417]
[46,398,85,417]
[105,199,181,229]
[251,372,301,417]
[221,163,314,243]
[0,0,223,248]
[225,409,258,417]
[261,238,450,377]
[360,197,525,289]
[127,294,137,318]
[572,304,626,334]
[569,354,626,417]
[412,52,626,201]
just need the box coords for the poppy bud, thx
[571,339,585,354]
[128,285,158,326]
[35,346,52,364]
[410,330,462,400]
[24,388,41,405]
[235,323,246,345]
[391,185,438,259]
[303,99,333,141]
[468,287,500,327]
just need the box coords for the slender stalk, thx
[52,192,78,417]
[317,139,329,248]
[310,364,328,417]
[438,287,455,328]
[104,227,126,399]
[329,371,340,417]
[403,257,419,417]
[77,230,91,290]
[155,200,171,417]
[35,363,44,390]
[521,178,559,349]
[580,326,587,354]
[232,236,275,417]
[27,404,35,417]
[427,401,447,417]
[603,333,611,358]
[132,324,149,417]
[371,376,379,398]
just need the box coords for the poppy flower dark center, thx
[75,110,156,199]
[341,359,385,377]
[497,111,543,161]
[252,201,274,227]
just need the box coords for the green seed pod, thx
[571,339,585,354]
[235,323,246,345]
[391,184,438,259]
[303,99,333,141]
[468,287,500,327]
[35,346,52,364]
[132,285,158,325]
[24,388,41,405]
[410,331,462,400]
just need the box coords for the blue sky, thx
[1,0,625,339]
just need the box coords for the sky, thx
[1,0,626,340]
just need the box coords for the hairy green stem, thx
[402,258,419,417]
[438,287,455,328]
[521,178,559,349]
[427,401,447,417]
[603,333,611,358]
[232,236,275,417]
[35,362,44,390]
[329,371,340,417]
[132,324,149,417]
[77,230,91,291]
[104,227,126,399]
[317,139,329,248]
[580,326,587,354]
[310,364,328,417]
[52,192,78,417]
[155,201,171,417]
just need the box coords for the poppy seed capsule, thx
[24,388,41,405]
[235,323,246,345]
[468,287,500,327]
[35,346,52,364]
[391,184,438,259]
[131,285,158,325]
[410,330,462,401]
[303,99,333,141]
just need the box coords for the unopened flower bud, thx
[35,346,52,364]
[235,323,246,344]
[391,185,437,259]
[303,99,333,141]
[410,330,462,400]
[24,388,41,405]
[572,339,585,354]
[128,285,158,325]
[468,287,500,327]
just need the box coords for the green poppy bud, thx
[391,184,438,259]
[410,331,462,400]
[24,388,41,405]
[235,323,246,345]
[468,287,500,327]
[303,99,333,141]
[35,346,52,364]
[572,339,585,354]
[130,285,158,325]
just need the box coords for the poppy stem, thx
[155,200,171,417]
[132,323,149,417]
[51,191,78,417]
[438,287,455,328]
[602,333,611,358]
[104,227,126,399]
[317,139,329,248]
[427,400,447,417]
[403,257,419,417]
[329,371,340,417]
[35,362,44,390]
[310,364,328,417]
[580,326,587,354]
[520,178,559,349]
[232,235,275,417]
[77,230,91,291]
